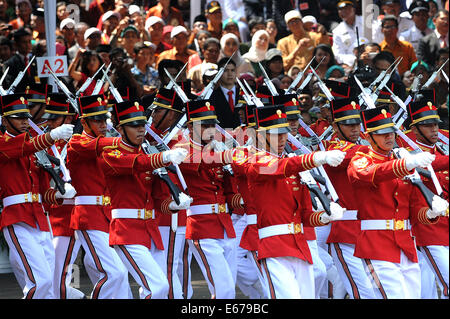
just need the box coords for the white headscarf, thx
[242,30,270,63]
[219,33,243,66]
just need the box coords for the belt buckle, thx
[218,204,226,213]
[32,193,39,203]
[144,209,153,220]
[102,196,111,206]
[394,219,404,230]
[294,223,302,234]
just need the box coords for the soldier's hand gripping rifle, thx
[34,150,67,194]
[6,56,36,94]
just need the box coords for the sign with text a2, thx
[36,56,68,78]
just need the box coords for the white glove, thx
[168,192,193,211]
[426,195,449,219]
[313,150,346,167]
[320,202,345,223]
[55,183,77,199]
[405,152,435,171]
[162,148,188,165]
[50,124,74,141]
[395,147,412,159]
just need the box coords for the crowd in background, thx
[0,0,448,130]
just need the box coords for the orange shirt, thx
[380,39,417,76]
[146,3,184,26]
[277,31,331,71]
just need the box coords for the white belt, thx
[62,199,75,205]
[246,214,257,225]
[337,210,358,221]
[258,223,303,239]
[187,203,228,217]
[111,208,155,220]
[2,193,42,207]
[361,219,411,231]
[74,195,111,206]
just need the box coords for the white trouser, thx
[261,256,315,299]
[307,239,327,299]
[3,222,55,299]
[419,245,449,299]
[330,242,377,299]
[188,232,237,299]
[52,235,86,299]
[232,214,265,299]
[158,226,193,299]
[417,248,438,299]
[363,250,421,299]
[115,242,169,299]
[75,229,130,299]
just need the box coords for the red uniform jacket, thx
[47,140,74,237]
[99,139,168,250]
[67,132,120,233]
[242,149,326,263]
[396,132,449,247]
[174,137,239,240]
[323,139,370,245]
[0,132,59,230]
[347,149,438,263]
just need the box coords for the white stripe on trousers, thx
[115,243,169,299]
[3,222,55,299]
[188,232,237,299]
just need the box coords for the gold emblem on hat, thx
[97,97,103,104]
[276,109,282,118]
[20,96,25,104]
[134,101,140,110]
[381,109,387,118]
[205,102,211,110]
[427,101,433,110]
[292,98,297,105]
[351,101,356,109]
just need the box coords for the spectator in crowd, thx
[99,11,120,45]
[332,0,362,70]
[218,0,249,43]
[188,37,220,93]
[118,25,141,59]
[372,0,415,44]
[146,0,184,26]
[426,0,439,29]
[264,48,285,79]
[402,69,415,87]
[359,42,381,68]
[96,43,112,66]
[429,47,449,107]
[222,18,241,41]
[157,58,186,88]
[410,60,432,86]
[417,9,449,67]
[188,14,208,45]
[287,65,301,79]
[56,1,69,27]
[0,0,9,23]
[59,18,76,52]
[311,44,337,80]
[131,41,160,95]
[156,25,201,72]
[209,57,241,129]
[108,46,143,98]
[87,0,115,28]
[0,35,12,64]
[266,19,278,49]
[84,27,102,52]
[205,1,223,40]
[162,25,174,46]
[68,48,104,95]
[9,0,32,30]
[240,29,270,77]
[278,74,293,89]
[145,16,172,60]
[325,64,346,80]
[277,10,330,73]
[188,30,211,59]
[240,16,266,54]
[302,14,328,39]
[399,0,433,52]
[68,22,88,62]
[219,32,244,70]
[379,15,417,76]
[30,7,44,43]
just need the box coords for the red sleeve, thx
[0,133,54,159]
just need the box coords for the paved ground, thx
[0,252,247,299]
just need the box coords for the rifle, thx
[296,57,326,94]
[309,62,334,101]
[92,63,112,95]
[199,51,235,100]
[353,74,377,109]
[48,67,80,114]
[422,58,449,89]
[285,57,315,93]
[165,62,188,90]
[34,150,66,195]
[6,56,36,94]
[0,66,9,95]
[75,63,105,97]
[370,57,403,102]
[236,77,264,107]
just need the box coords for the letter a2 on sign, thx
[36,56,68,78]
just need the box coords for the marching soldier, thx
[347,106,448,298]
[145,88,195,299]
[239,103,346,298]
[42,92,85,299]
[0,93,74,298]
[66,94,131,299]
[174,98,242,299]
[323,96,377,299]
[99,99,189,299]
[396,94,449,298]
